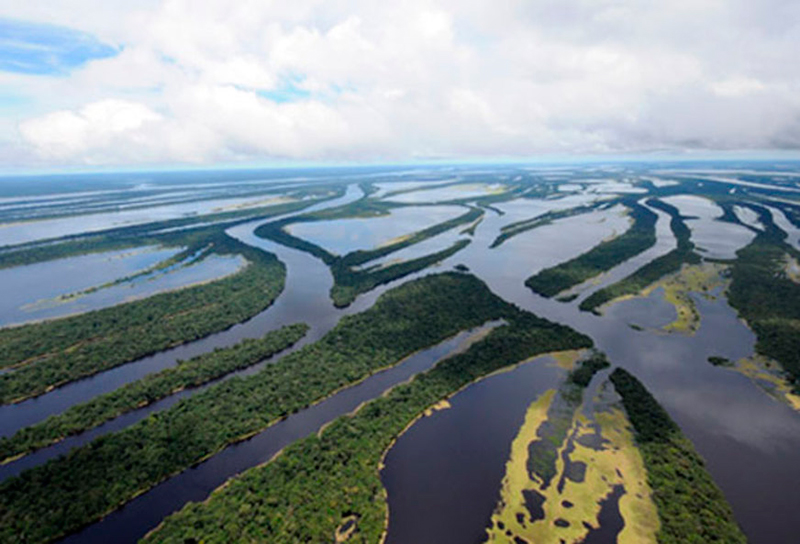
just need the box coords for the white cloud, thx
[2,0,800,167]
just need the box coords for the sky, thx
[0,0,799,170]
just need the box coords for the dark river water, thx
[0,187,366,438]
[381,203,800,544]
[59,324,498,544]
[2,176,798,544]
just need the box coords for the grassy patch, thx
[727,233,800,391]
[141,307,592,544]
[487,359,659,544]
[609,368,746,544]
[579,199,701,314]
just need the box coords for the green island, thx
[708,356,733,367]
[0,323,308,464]
[0,273,524,544]
[490,201,605,248]
[727,222,800,392]
[256,201,483,306]
[525,202,657,298]
[579,199,700,313]
[0,231,286,404]
[609,368,746,544]
[142,298,592,543]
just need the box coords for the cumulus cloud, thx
[2,0,800,167]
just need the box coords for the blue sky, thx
[0,18,117,75]
[0,1,799,170]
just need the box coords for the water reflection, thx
[603,287,676,329]
[3,168,800,544]
[662,195,756,259]
[0,185,363,437]
[383,198,800,544]
[0,246,176,327]
[382,357,564,544]
[385,183,507,203]
[0,250,244,328]
[59,324,497,544]
[287,205,464,255]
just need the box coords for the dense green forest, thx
[0,273,520,544]
[143,309,592,543]
[609,368,746,544]
[329,239,470,306]
[0,323,308,464]
[526,202,657,297]
[579,199,700,312]
[566,351,610,387]
[0,233,286,404]
[727,231,800,390]
[256,204,482,306]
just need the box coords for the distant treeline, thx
[727,208,800,390]
[490,200,607,248]
[256,202,482,307]
[0,189,337,270]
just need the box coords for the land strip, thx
[0,273,521,543]
[142,305,592,543]
[609,368,746,543]
[0,324,308,464]
[526,202,657,298]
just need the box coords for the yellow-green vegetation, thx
[485,390,555,542]
[549,350,583,371]
[598,262,728,334]
[456,183,508,196]
[783,255,800,283]
[139,303,592,544]
[422,399,451,417]
[726,229,800,392]
[486,380,659,544]
[335,515,359,542]
[721,355,800,411]
[609,368,746,544]
[460,215,483,236]
[579,198,701,313]
[600,405,660,544]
